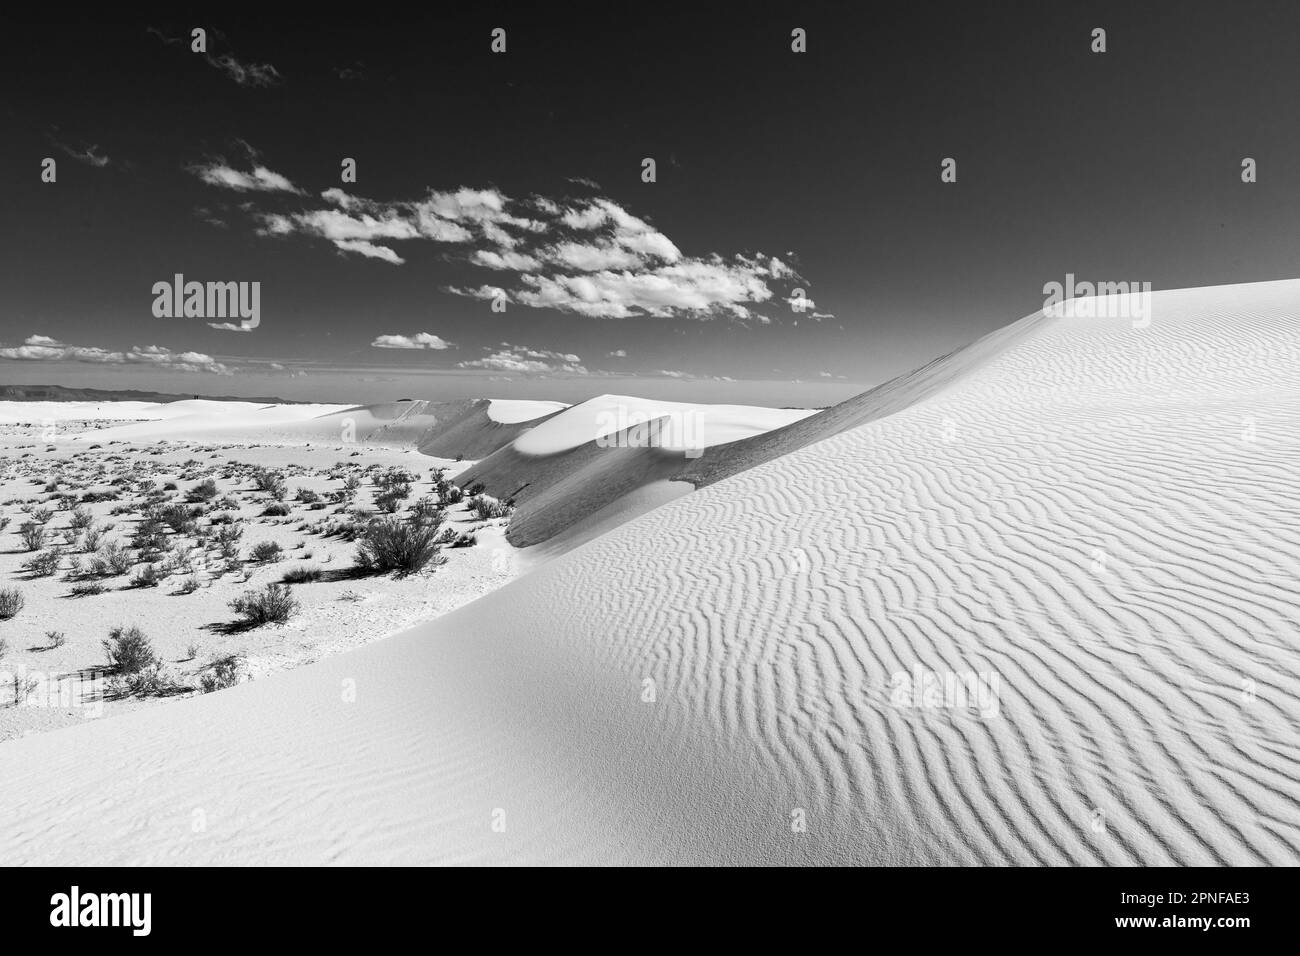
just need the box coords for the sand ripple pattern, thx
[533,280,1300,864]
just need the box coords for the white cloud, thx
[607,349,628,357]
[194,162,303,194]
[370,332,454,350]
[335,239,406,265]
[456,343,585,375]
[226,181,811,320]
[206,54,281,87]
[0,336,231,374]
[60,143,111,168]
[472,249,543,271]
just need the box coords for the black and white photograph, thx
[0,1,1292,934]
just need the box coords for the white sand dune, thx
[462,396,816,546]
[0,400,175,424]
[3,278,1299,864]
[464,316,1055,548]
[59,398,567,458]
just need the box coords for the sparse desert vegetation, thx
[0,421,523,737]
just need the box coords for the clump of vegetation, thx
[250,540,284,563]
[125,663,179,697]
[189,478,219,502]
[214,524,243,559]
[354,516,446,576]
[469,494,514,520]
[132,510,172,558]
[262,502,291,517]
[229,582,299,626]
[88,540,133,577]
[253,467,288,499]
[131,563,162,588]
[0,587,25,620]
[70,581,108,597]
[200,656,242,693]
[102,625,159,675]
[160,503,200,534]
[22,549,63,577]
[410,496,447,527]
[282,564,322,584]
[19,521,46,552]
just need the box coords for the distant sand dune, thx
[2,279,1298,864]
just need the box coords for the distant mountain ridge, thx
[0,384,296,404]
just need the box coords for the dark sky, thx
[3,2,1298,404]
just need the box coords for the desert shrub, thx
[253,468,288,499]
[80,490,119,504]
[175,574,201,594]
[45,630,67,649]
[200,656,241,693]
[90,540,133,576]
[469,494,513,520]
[295,487,321,504]
[0,587,25,619]
[282,564,322,584]
[354,517,446,576]
[132,511,172,558]
[229,582,299,626]
[160,503,199,534]
[214,524,243,559]
[375,467,416,490]
[70,581,107,597]
[102,625,158,675]
[465,482,486,497]
[125,662,179,697]
[262,502,291,517]
[82,525,105,552]
[373,487,408,514]
[22,549,62,577]
[442,485,464,505]
[162,481,178,491]
[189,478,219,502]
[19,521,46,551]
[250,540,284,563]
[69,506,95,531]
[410,496,446,527]
[131,563,162,588]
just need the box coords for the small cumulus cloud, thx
[0,336,232,374]
[457,343,586,375]
[370,332,454,350]
[192,160,304,195]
